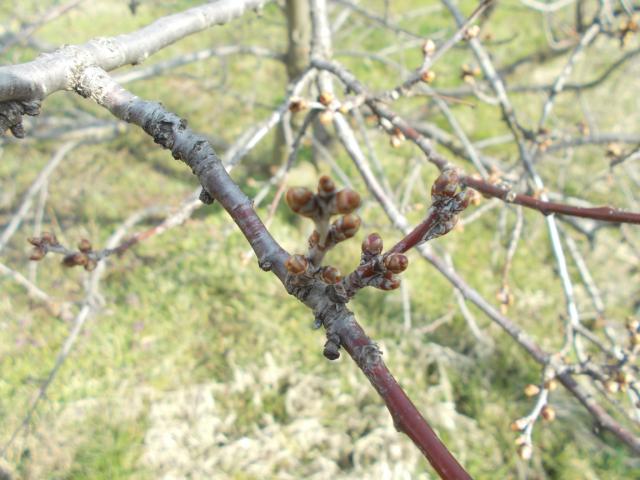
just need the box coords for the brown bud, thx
[308,230,320,248]
[62,252,88,268]
[288,97,308,113]
[384,253,409,274]
[29,247,46,261]
[469,189,482,206]
[422,39,436,56]
[431,168,460,198]
[420,70,436,84]
[335,188,361,214]
[517,444,532,461]
[626,317,639,332]
[285,254,308,275]
[318,91,334,106]
[317,175,336,196]
[28,236,42,247]
[464,25,480,40]
[379,273,401,290]
[285,187,314,215]
[541,405,556,422]
[510,417,528,431]
[78,238,92,253]
[524,384,540,397]
[362,233,383,255]
[336,214,361,238]
[321,266,342,284]
[41,231,57,245]
[457,189,474,210]
[544,379,558,391]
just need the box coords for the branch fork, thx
[284,170,473,361]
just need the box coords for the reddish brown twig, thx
[28,231,142,270]
[311,58,640,226]
[285,169,475,478]
[389,168,472,253]
[335,313,472,480]
[462,176,640,225]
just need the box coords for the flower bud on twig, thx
[318,91,334,106]
[464,25,480,40]
[321,266,342,284]
[335,188,361,214]
[510,417,528,431]
[517,443,532,461]
[541,405,556,422]
[41,231,58,245]
[286,187,315,217]
[335,214,361,239]
[431,168,460,199]
[285,254,308,275]
[288,97,308,113]
[78,238,92,253]
[384,253,409,274]
[62,252,88,268]
[420,70,436,84]
[362,233,383,255]
[422,38,436,56]
[317,175,336,196]
[378,271,401,290]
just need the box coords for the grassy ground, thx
[1,1,639,478]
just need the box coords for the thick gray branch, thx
[74,66,287,278]
[0,0,270,103]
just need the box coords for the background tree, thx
[1,0,639,478]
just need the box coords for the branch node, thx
[199,188,214,205]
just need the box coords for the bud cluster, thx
[460,64,480,84]
[420,168,473,245]
[288,90,354,126]
[510,380,558,462]
[28,233,98,271]
[284,172,473,360]
[286,175,362,270]
[27,231,59,260]
[463,24,480,41]
[338,233,410,298]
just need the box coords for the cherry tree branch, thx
[309,3,472,475]
[327,89,640,455]
[311,58,640,225]
[0,0,271,102]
